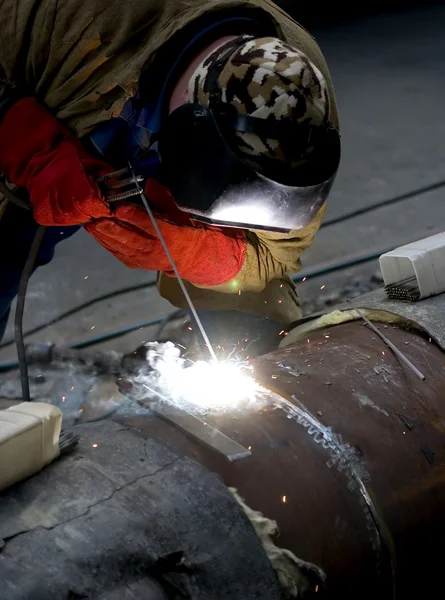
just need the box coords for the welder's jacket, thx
[0,0,339,323]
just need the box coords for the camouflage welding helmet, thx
[158,36,341,232]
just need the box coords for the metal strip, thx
[141,385,251,462]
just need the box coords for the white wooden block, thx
[379,232,445,300]
[0,402,62,491]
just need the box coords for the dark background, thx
[279,0,443,26]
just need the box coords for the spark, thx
[238,289,241,295]
[302,276,307,282]
[279,330,285,336]
[62,396,66,402]
[136,342,258,411]
[280,284,283,288]
[278,300,282,303]
[382,351,386,355]
[177,343,187,350]
[282,495,287,503]
[71,386,75,391]
[403,431,406,435]
[320,285,326,290]
[248,446,252,451]
[92,443,98,448]
[84,276,88,280]
[315,585,319,593]
[188,326,193,331]
[307,338,310,343]
[91,325,95,330]
[272,375,278,379]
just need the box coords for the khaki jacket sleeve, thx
[193,202,327,293]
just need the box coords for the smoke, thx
[130,341,261,415]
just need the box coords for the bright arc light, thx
[137,342,259,411]
[177,360,259,409]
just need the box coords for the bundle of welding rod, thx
[385,276,421,301]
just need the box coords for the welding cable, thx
[0,315,166,371]
[292,243,396,281]
[156,309,188,338]
[14,225,46,401]
[0,240,397,351]
[0,242,396,373]
[321,179,445,228]
[0,178,32,210]
[3,176,443,349]
[0,281,158,348]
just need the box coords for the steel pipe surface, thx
[119,320,445,599]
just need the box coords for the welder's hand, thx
[85,184,247,286]
[0,97,113,225]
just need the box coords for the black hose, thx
[14,225,46,401]
[0,178,32,210]
[321,180,445,228]
[292,243,395,281]
[0,315,166,371]
[0,241,394,374]
[2,173,444,350]
[0,280,158,348]
[156,309,188,338]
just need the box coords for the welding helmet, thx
[158,37,341,233]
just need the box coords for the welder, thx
[0,0,340,357]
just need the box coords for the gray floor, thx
[0,4,444,362]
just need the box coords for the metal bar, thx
[141,383,251,462]
[97,168,130,182]
[346,300,426,380]
[106,177,142,189]
[129,165,218,363]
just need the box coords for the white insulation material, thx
[379,232,445,299]
[0,402,62,491]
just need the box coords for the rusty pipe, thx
[118,320,445,599]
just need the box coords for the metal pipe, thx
[119,319,445,599]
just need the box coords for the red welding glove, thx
[0,96,247,285]
[86,179,247,287]
[0,96,113,225]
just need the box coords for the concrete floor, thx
[0,3,444,363]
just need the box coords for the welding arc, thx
[130,167,219,363]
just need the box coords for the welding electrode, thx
[129,166,218,363]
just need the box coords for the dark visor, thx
[158,102,340,232]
